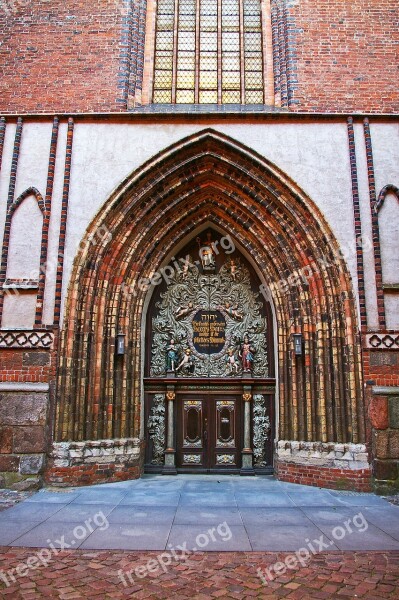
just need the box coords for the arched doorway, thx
[144,226,276,474]
[52,129,365,486]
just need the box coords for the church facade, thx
[0,0,398,492]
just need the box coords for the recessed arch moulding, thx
[48,130,370,489]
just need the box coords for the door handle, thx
[204,418,208,441]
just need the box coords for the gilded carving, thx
[183,454,202,464]
[147,394,166,465]
[253,394,270,467]
[150,258,268,377]
[216,454,235,465]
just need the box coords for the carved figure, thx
[239,334,255,372]
[230,258,237,280]
[166,338,178,372]
[181,254,193,280]
[175,301,194,320]
[176,348,195,374]
[226,348,239,374]
[196,232,216,270]
[223,301,243,321]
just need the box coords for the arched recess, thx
[375,184,399,329]
[55,129,365,447]
[0,187,46,328]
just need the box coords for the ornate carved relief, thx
[216,400,235,447]
[365,333,399,349]
[253,394,270,467]
[0,330,54,349]
[216,454,235,465]
[183,454,201,464]
[150,259,268,377]
[147,394,165,465]
[183,400,203,447]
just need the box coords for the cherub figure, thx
[226,348,239,375]
[176,348,195,375]
[224,301,243,321]
[175,301,194,320]
[230,258,237,280]
[181,254,193,280]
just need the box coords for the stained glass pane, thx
[177,71,196,88]
[245,90,264,103]
[153,0,266,104]
[245,56,262,71]
[222,32,240,51]
[177,52,196,70]
[201,55,218,70]
[222,56,240,71]
[176,90,195,103]
[222,90,241,103]
[178,32,195,51]
[200,0,218,15]
[223,72,241,89]
[155,54,173,70]
[222,15,239,30]
[200,71,218,89]
[153,89,172,103]
[200,31,218,51]
[199,90,218,103]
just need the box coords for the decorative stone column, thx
[241,390,255,475]
[163,390,177,475]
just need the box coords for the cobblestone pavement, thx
[0,548,398,599]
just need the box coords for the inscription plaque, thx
[192,310,226,354]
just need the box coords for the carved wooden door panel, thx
[176,395,241,471]
[178,398,208,469]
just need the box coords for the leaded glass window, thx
[152,0,266,104]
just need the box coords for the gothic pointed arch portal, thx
[54,129,365,479]
[144,225,276,473]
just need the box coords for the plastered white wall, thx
[385,295,399,330]
[61,121,359,322]
[379,192,399,330]
[379,193,399,284]
[2,291,37,329]
[14,123,52,201]
[370,122,399,330]
[0,122,17,253]
[6,195,43,280]
[1,119,398,331]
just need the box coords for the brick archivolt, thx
[56,129,364,446]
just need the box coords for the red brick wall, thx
[276,461,372,492]
[288,0,399,113]
[1,1,398,114]
[46,463,141,487]
[364,349,399,388]
[363,347,399,491]
[0,0,126,113]
[0,348,55,383]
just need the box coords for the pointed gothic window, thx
[152,0,268,104]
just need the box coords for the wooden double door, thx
[176,393,241,472]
